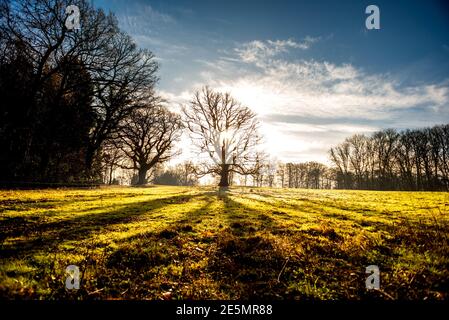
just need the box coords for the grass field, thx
[0,186,448,300]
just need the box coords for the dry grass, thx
[0,186,448,300]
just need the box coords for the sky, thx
[94,0,449,164]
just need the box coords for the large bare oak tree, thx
[183,86,262,188]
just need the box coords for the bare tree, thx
[175,161,198,186]
[372,129,399,189]
[434,124,449,189]
[307,161,327,189]
[117,103,183,185]
[329,141,352,189]
[264,160,277,187]
[395,129,416,190]
[346,134,369,189]
[182,86,261,189]
[276,162,286,188]
[152,161,199,186]
[86,32,159,171]
[0,0,159,176]
[274,161,329,189]
[101,141,126,184]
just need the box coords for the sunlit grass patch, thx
[0,186,448,300]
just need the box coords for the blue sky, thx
[94,0,449,163]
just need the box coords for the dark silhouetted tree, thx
[117,104,183,185]
[0,0,159,183]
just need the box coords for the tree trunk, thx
[137,167,148,185]
[85,145,96,174]
[219,164,230,188]
[109,165,114,184]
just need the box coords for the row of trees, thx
[244,161,333,189]
[131,160,332,189]
[0,0,180,185]
[329,125,449,191]
[153,162,199,186]
[238,125,449,191]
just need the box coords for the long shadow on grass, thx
[207,194,391,299]
[240,190,449,250]
[236,191,404,233]
[106,193,216,247]
[0,192,202,258]
[96,193,291,299]
[229,191,449,299]
[88,194,216,299]
[204,196,295,299]
[242,189,393,214]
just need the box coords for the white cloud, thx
[211,45,449,121]
[235,37,319,65]
[159,90,191,110]
[119,4,175,32]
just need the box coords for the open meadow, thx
[1,186,448,300]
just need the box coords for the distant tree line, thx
[232,160,334,190]
[232,124,449,191]
[274,162,334,189]
[153,162,199,186]
[329,125,449,191]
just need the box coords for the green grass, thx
[0,186,448,300]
